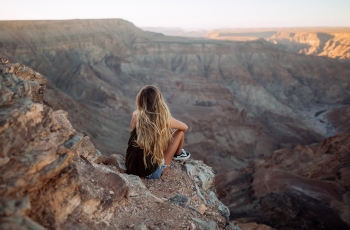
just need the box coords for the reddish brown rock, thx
[216,133,350,229]
[28,153,129,229]
[197,204,207,215]
[0,61,80,198]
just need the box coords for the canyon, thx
[1,19,350,229]
[145,27,350,61]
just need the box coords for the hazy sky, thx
[2,0,350,30]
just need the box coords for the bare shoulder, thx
[132,110,139,117]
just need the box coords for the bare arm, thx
[170,116,188,132]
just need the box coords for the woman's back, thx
[133,86,172,168]
[125,128,159,177]
[125,85,190,178]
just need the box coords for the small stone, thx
[109,190,114,194]
[197,204,207,215]
[0,157,10,167]
[168,194,190,207]
[127,223,134,228]
[189,223,196,230]
[78,219,82,223]
[57,145,69,154]
[192,218,216,230]
[135,224,147,230]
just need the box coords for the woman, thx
[126,85,190,179]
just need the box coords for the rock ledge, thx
[0,60,239,230]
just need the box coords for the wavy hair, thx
[135,85,172,167]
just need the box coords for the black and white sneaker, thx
[173,149,191,161]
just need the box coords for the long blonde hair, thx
[135,85,172,167]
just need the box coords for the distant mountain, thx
[140,27,350,60]
[142,27,210,37]
[206,27,350,61]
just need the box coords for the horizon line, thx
[1,18,350,31]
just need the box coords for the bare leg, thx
[162,130,184,174]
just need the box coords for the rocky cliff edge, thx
[0,60,240,230]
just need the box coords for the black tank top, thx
[125,128,159,177]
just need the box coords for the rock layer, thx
[206,28,350,61]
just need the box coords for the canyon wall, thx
[1,20,350,229]
[216,132,350,229]
[206,28,350,61]
[1,20,349,175]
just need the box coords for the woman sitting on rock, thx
[126,85,190,179]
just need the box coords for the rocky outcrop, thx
[216,132,350,229]
[0,60,238,229]
[0,62,75,197]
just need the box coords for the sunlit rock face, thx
[206,29,350,61]
[1,20,350,176]
[267,31,350,61]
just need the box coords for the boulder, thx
[185,160,215,191]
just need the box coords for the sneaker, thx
[173,149,191,161]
